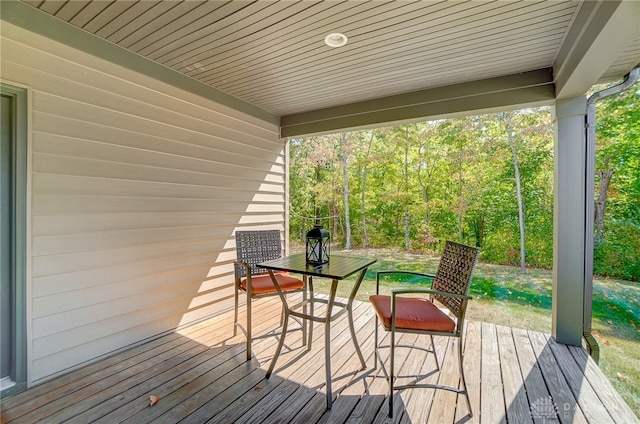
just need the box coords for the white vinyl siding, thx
[1,22,284,384]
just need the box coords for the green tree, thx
[288,99,632,280]
[593,80,640,279]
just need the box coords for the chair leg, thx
[233,286,239,337]
[373,314,379,370]
[458,337,472,417]
[302,276,307,347]
[431,334,440,371]
[388,328,395,418]
[246,293,252,361]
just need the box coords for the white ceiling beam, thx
[281,69,554,138]
[554,0,640,99]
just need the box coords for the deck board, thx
[2,295,637,424]
[425,336,458,423]
[566,345,639,424]
[497,324,533,424]
[510,327,557,424]
[459,319,481,424]
[481,322,507,424]
[528,330,589,424]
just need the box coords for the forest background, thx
[289,82,640,282]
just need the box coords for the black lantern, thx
[306,222,330,265]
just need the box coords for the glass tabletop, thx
[258,252,376,280]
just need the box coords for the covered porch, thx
[2,295,636,423]
[1,0,639,411]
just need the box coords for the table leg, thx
[325,279,339,409]
[266,269,288,379]
[308,276,314,350]
[302,275,307,347]
[347,268,368,369]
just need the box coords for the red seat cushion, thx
[241,272,304,295]
[369,294,456,332]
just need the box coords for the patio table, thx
[258,252,376,409]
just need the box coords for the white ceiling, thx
[20,0,640,133]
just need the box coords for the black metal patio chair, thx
[233,229,306,360]
[370,240,479,417]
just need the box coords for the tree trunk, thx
[404,210,410,249]
[474,215,484,247]
[423,186,431,243]
[595,157,614,245]
[332,200,339,237]
[505,114,527,274]
[404,128,410,250]
[457,156,463,242]
[416,127,434,247]
[341,133,352,249]
[361,133,374,248]
[361,170,368,248]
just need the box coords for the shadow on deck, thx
[1,296,637,423]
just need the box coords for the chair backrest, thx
[431,241,479,319]
[235,230,283,278]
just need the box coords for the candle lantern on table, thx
[306,222,330,265]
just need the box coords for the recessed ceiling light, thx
[324,32,348,48]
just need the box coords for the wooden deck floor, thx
[2,295,637,424]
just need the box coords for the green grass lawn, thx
[296,247,640,416]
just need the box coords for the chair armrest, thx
[233,260,252,282]
[375,270,435,294]
[377,270,436,278]
[391,288,472,300]
[234,259,251,270]
[390,289,472,329]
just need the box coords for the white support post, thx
[552,96,588,346]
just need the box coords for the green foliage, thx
[290,84,639,280]
[591,82,640,280]
[594,219,640,280]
